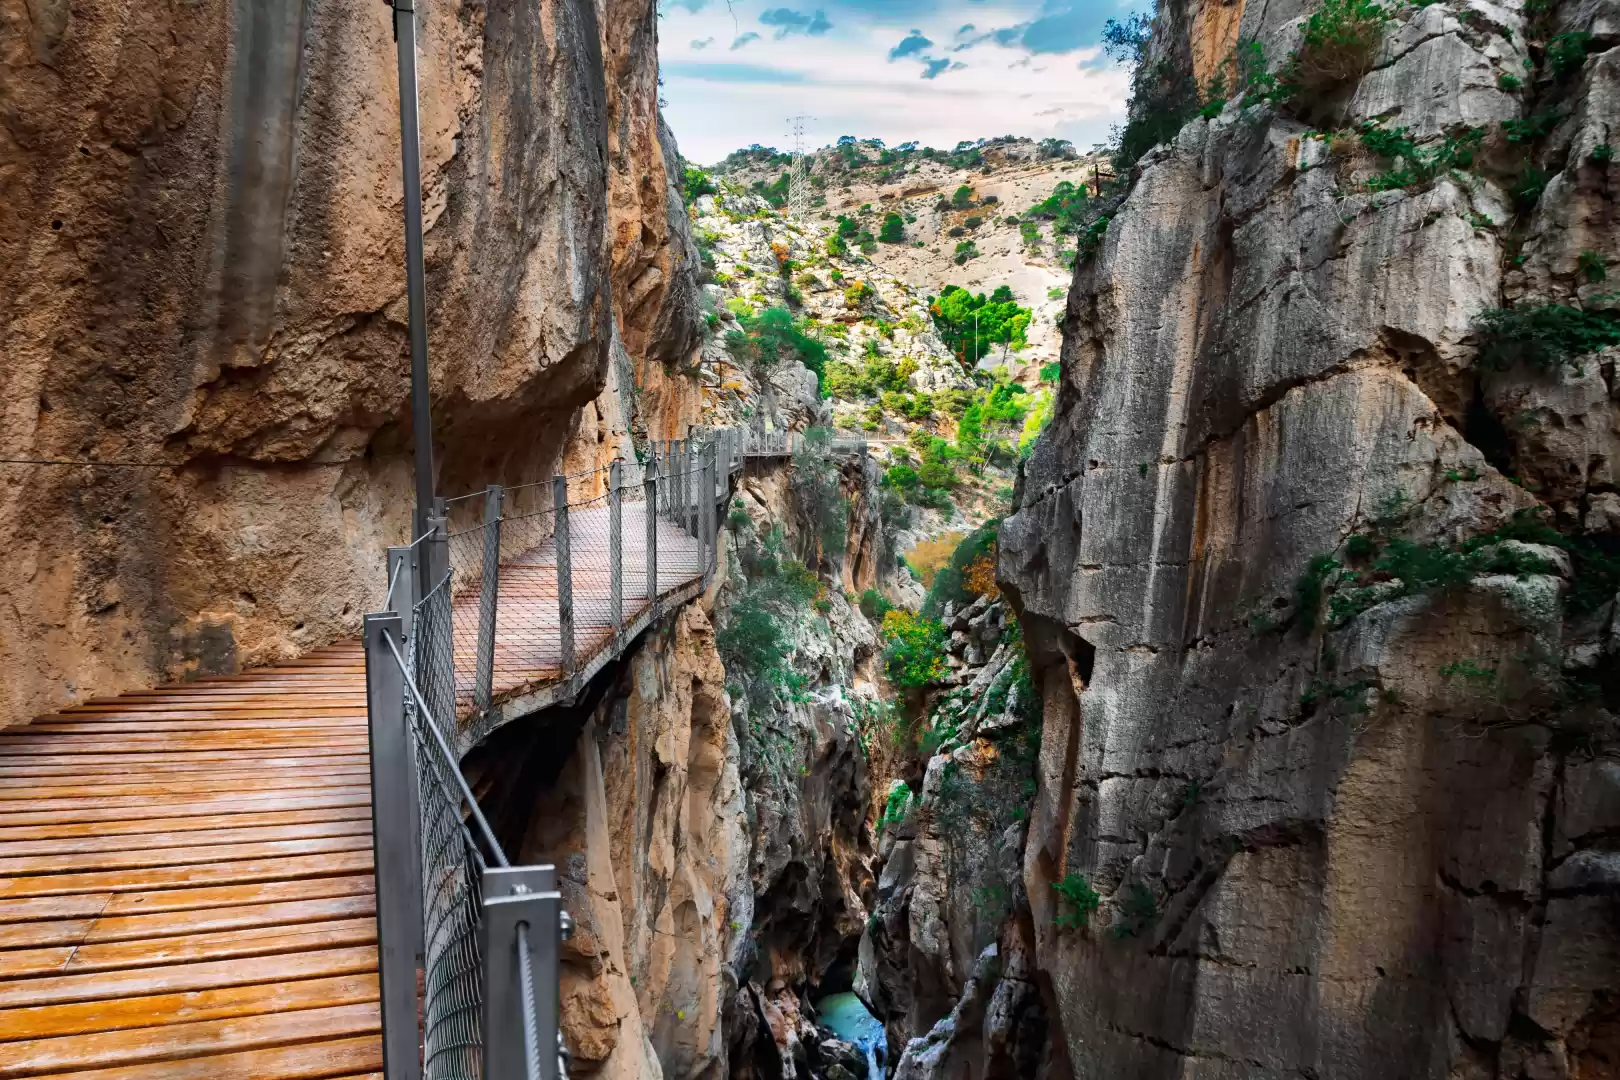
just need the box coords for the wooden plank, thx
[0,774,368,801]
[0,893,376,950]
[0,767,370,790]
[0,748,366,768]
[0,761,368,781]
[0,917,376,980]
[0,973,379,1043]
[0,805,371,843]
[0,791,371,828]
[7,1035,381,1080]
[0,818,372,858]
[0,1002,379,1077]
[0,832,371,875]
[0,850,374,899]
[0,945,377,1010]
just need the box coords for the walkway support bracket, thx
[645,456,659,621]
[363,612,424,1080]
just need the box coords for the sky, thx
[657,0,1136,165]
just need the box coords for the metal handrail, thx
[382,629,509,868]
[362,428,744,1080]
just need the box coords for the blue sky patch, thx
[889,30,934,60]
[759,7,835,38]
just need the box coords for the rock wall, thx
[467,606,748,1080]
[0,0,697,727]
[1000,0,1620,1076]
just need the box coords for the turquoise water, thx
[817,991,885,1078]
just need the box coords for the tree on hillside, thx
[928,285,1032,367]
[879,212,906,243]
[1028,180,1089,235]
[724,308,828,393]
[951,184,976,209]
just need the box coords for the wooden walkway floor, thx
[0,645,381,1078]
[0,503,714,1076]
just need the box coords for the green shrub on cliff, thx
[1053,873,1101,930]
[880,610,950,687]
[1473,302,1620,373]
[724,307,828,392]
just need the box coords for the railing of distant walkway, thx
[361,428,766,1080]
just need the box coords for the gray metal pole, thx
[475,485,502,715]
[609,461,623,650]
[391,0,437,541]
[553,476,574,675]
[481,865,566,1080]
[363,612,424,1080]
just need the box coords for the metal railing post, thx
[424,495,449,598]
[703,446,717,583]
[481,864,567,1080]
[671,439,684,537]
[554,476,574,676]
[645,457,660,619]
[386,546,418,644]
[475,485,502,715]
[609,460,623,651]
[363,612,424,1080]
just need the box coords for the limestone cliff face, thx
[467,607,748,1080]
[1000,0,1620,1075]
[0,0,697,727]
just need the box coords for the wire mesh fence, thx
[410,433,739,754]
[364,429,742,1080]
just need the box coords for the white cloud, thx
[660,1,1129,163]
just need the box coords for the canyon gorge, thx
[1,0,1617,1075]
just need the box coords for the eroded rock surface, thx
[0,0,695,727]
[999,0,1620,1075]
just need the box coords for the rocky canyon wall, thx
[1000,0,1620,1075]
[0,0,697,726]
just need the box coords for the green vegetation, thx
[751,171,791,208]
[1547,31,1593,76]
[1020,220,1043,251]
[1111,883,1159,939]
[1297,508,1620,631]
[929,285,1032,366]
[1504,111,1563,144]
[922,520,999,617]
[724,307,829,393]
[879,212,906,243]
[858,589,892,620]
[879,609,950,688]
[1578,250,1607,283]
[1028,181,1090,237]
[823,348,918,403]
[1473,302,1620,372]
[682,166,717,202]
[1358,122,1484,191]
[1594,144,1614,163]
[826,232,848,257]
[878,782,913,830]
[1497,72,1522,91]
[844,280,875,308]
[951,184,976,209]
[953,239,980,264]
[1075,216,1111,262]
[1291,0,1388,95]
[719,524,821,705]
[793,427,851,558]
[1052,873,1101,930]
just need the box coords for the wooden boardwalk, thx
[0,503,713,1076]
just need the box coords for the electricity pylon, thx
[787,115,813,221]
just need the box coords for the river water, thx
[816,991,886,1078]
